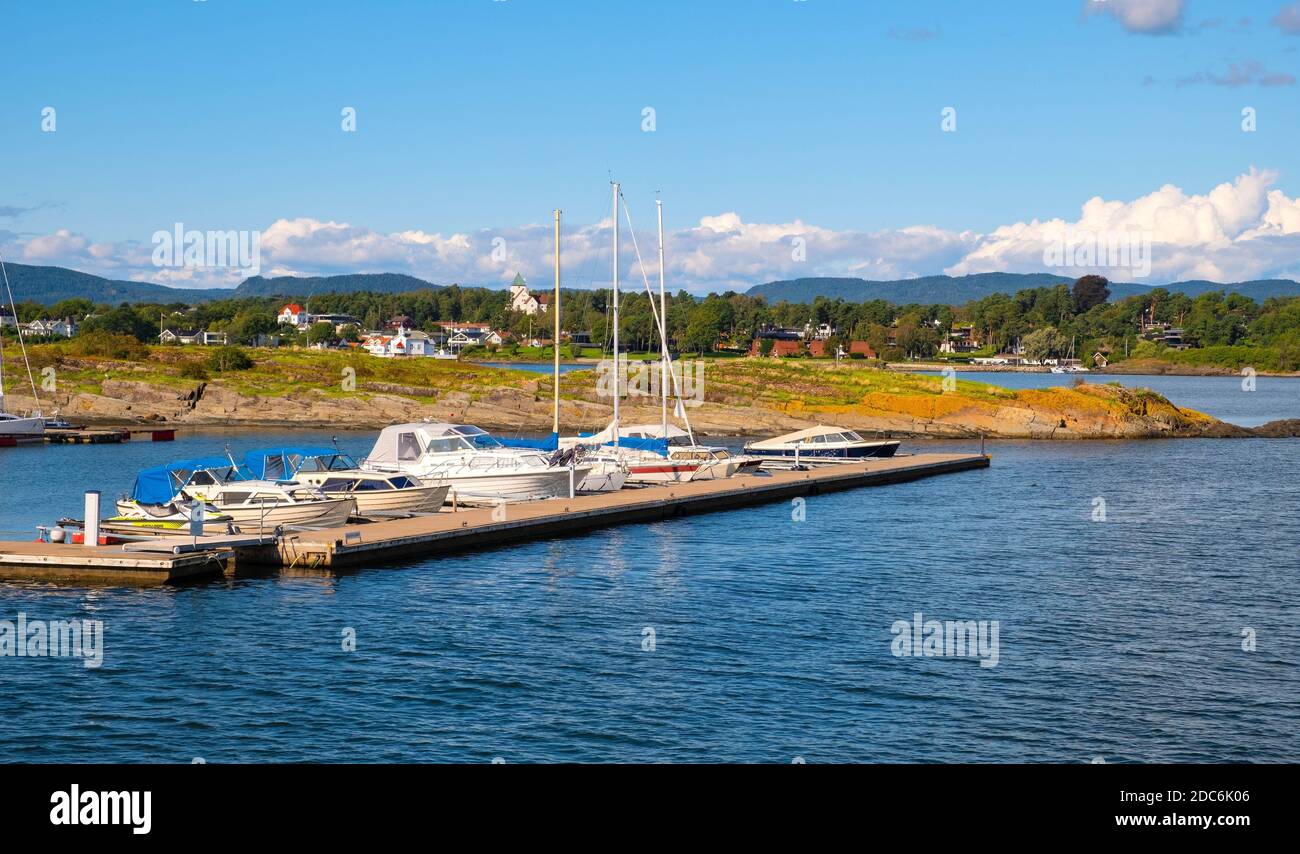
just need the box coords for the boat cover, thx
[130,456,241,504]
[242,447,358,480]
[497,432,559,451]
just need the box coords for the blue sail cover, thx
[130,455,241,504]
[570,433,669,456]
[241,447,357,480]
[497,432,559,452]
[607,436,668,455]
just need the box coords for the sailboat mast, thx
[657,199,668,440]
[611,182,620,447]
[552,208,561,436]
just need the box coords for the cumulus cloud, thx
[4,170,1300,293]
[1084,0,1186,34]
[1274,2,1300,34]
[947,169,1300,282]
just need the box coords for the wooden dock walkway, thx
[0,540,232,583]
[0,452,989,581]
[248,452,989,569]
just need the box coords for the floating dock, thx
[0,452,989,582]
[0,540,232,583]
[0,427,176,447]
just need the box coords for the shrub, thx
[207,345,254,372]
[179,361,210,380]
[65,330,149,360]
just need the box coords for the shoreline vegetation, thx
[5,338,1297,439]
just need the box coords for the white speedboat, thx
[361,423,590,502]
[242,446,449,516]
[744,426,900,468]
[118,455,355,530]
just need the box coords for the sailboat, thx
[557,187,750,485]
[495,204,631,492]
[0,255,44,437]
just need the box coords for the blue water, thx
[1,377,1298,763]
[473,361,591,375]
[911,370,1300,428]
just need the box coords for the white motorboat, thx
[744,425,900,468]
[118,455,356,530]
[241,446,450,516]
[361,423,590,502]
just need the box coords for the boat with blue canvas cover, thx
[743,425,900,468]
[116,455,355,529]
[242,446,449,516]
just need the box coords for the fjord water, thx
[914,369,1300,427]
[0,380,1297,762]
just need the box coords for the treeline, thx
[7,276,1300,368]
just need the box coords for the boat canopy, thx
[747,425,866,449]
[242,446,358,481]
[365,422,509,464]
[130,455,242,504]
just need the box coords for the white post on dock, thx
[84,490,101,548]
[189,498,204,546]
[568,459,575,499]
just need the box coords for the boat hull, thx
[344,484,449,515]
[428,467,590,502]
[747,440,901,468]
[0,415,45,437]
[117,496,356,530]
[576,460,629,493]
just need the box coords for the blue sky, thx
[3,0,1300,290]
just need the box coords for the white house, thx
[22,318,78,338]
[363,328,436,358]
[508,273,549,316]
[159,328,227,346]
[277,303,309,329]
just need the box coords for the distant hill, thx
[7,262,1300,308]
[0,264,445,305]
[234,273,442,298]
[746,273,1300,305]
[1,263,231,305]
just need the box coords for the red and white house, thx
[277,303,308,329]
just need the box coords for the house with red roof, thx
[277,303,308,329]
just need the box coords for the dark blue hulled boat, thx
[742,425,899,468]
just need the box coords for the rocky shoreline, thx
[6,374,1293,439]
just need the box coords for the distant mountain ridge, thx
[0,264,445,305]
[745,273,1300,304]
[5,263,1300,307]
[235,273,442,298]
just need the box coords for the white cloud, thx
[1274,2,1300,34]
[1084,0,1186,34]
[4,170,1300,293]
[946,169,1300,282]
